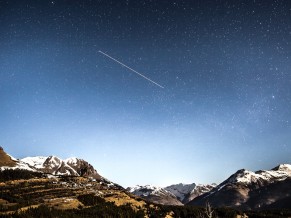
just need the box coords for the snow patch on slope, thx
[0,160,36,172]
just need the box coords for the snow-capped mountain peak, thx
[164,183,196,202]
[128,185,173,197]
[19,155,101,179]
[164,183,216,204]
[272,163,291,172]
[43,156,62,168]
[127,184,182,205]
[188,164,291,209]
[21,156,47,169]
[227,164,291,184]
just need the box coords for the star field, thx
[0,0,290,187]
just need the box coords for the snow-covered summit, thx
[164,183,216,203]
[272,164,291,172]
[228,164,291,184]
[165,183,196,202]
[128,185,174,197]
[21,156,47,169]
[43,156,62,167]
[20,155,100,178]
[127,185,183,205]
[188,164,291,209]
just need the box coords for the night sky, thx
[1,0,291,187]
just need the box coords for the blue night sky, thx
[0,0,291,187]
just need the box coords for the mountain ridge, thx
[127,185,183,206]
[188,164,291,209]
[21,155,102,179]
[0,147,102,181]
[127,183,216,205]
[1,146,290,210]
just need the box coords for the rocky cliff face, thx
[65,157,100,178]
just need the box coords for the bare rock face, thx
[127,185,183,206]
[65,157,101,179]
[187,164,291,210]
[42,156,63,174]
[186,183,217,203]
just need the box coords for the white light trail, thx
[99,50,164,89]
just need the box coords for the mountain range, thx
[0,146,290,211]
[21,156,101,179]
[8,147,217,206]
[127,183,216,205]
[0,147,101,179]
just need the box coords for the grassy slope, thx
[0,148,16,167]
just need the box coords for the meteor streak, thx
[99,50,164,89]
